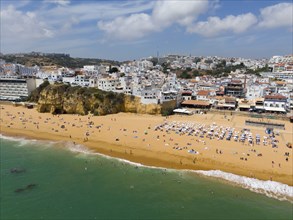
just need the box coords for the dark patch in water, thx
[10,168,26,174]
[14,184,37,193]
[14,188,26,193]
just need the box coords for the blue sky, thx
[0,0,292,61]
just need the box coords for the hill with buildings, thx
[0,52,120,68]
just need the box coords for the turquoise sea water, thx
[1,137,292,220]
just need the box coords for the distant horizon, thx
[1,0,292,61]
[1,50,285,62]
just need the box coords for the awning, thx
[264,107,286,112]
[239,105,250,108]
[181,100,210,106]
[173,109,192,114]
[217,104,235,107]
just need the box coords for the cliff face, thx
[33,83,175,115]
[123,96,162,115]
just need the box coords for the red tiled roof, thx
[264,94,286,100]
[182,91,192,95]
[197,90,210,96]
[231,80,242,83]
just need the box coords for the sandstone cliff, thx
[30,83,175,116]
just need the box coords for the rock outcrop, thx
[30,83,176,116]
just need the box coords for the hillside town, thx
[0,53,292,116]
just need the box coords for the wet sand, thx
[1,104,292,185]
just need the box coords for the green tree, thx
[120,72,125,77]
[109,67,119,73]
[180,71,192,79]
[192,70,200,77]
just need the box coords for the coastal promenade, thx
[1,104,292,185]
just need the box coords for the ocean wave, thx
[63,141,157,168]
[66,142,293,202]
[0,133,36,146]
[194,170,293,202]
[0,133,55,148]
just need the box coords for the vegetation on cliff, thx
[29,82,125,115]
[28,82,174,115]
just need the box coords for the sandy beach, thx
[1,104,292,185]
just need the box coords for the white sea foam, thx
[1,133,292,202]
[64,141,169,170]
[0,133,36,146]
[66,142,293,202]
[194,170,293,202]
[64,141,154,168]
[0,133,55,148]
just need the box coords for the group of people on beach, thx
[1,104,291,183]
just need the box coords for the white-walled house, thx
[62,76,75,84]
[49,72,62,82]
[97,78,119,91]
[181,91,193,101]
[246,84,265,100]
[36,71,50,79]
[159,90,182,106]
[264,94,287,113]
[140,89,160,104]
[89,77,98,87]
[196,90,210,101]
[74,75,90,87]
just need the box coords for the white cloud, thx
[0,5,54,40]
[152,0,209,27]
[1,0,32,9]
[98,13,156,40]
[44,0,70,6]
[1,1,156,54]
[98,0,210,40]
[43,1,154,24]
[187,13,257,37]
[258,3,293,28]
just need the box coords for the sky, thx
[0,0,292,61]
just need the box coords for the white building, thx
[0,78,36,100]
[48,72,62,82]
[83,65,98,71]
[196,90,211,101]
[97,78,119,91]
[62,76,75,84]
[17,64,39,76]
[246,84,265,100]
[160,90,182,106]
[89,77,98,87]
[140,89,160,104]
[74,75,90,87]
[264,94,287,113]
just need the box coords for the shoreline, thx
[1,132,293,202]
[1,104,292,187]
